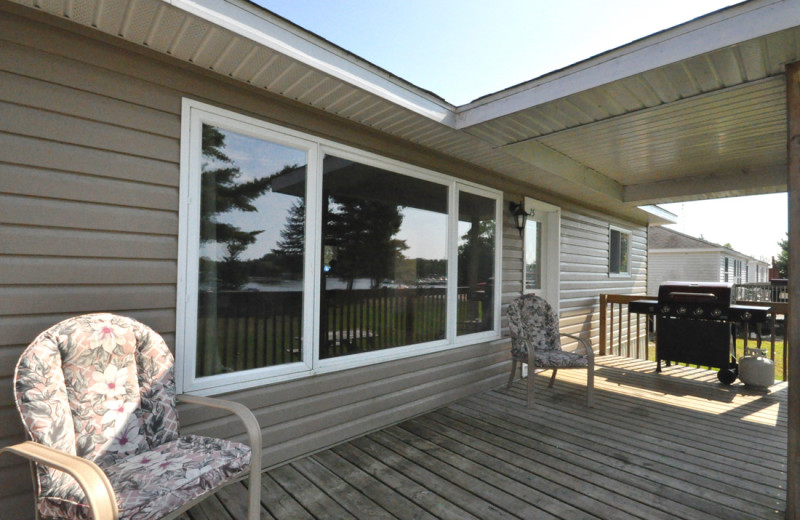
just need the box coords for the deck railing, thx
[599,294,789,380]
[734,282,789,303]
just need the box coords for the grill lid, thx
[658,282,734,306]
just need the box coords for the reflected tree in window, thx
[200,125,272,289]
[325,197,408,289]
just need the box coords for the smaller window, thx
[609,227,631,276]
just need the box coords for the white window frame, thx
[608,225,632,277]
[176,99,502,395]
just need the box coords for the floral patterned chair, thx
[507,294,595,408]
[1,313,262,520]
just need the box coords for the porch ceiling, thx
[9,0,799,218]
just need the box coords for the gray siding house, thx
[647,227,770,295]
[3,0,800,517]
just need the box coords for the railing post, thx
[599,294,607,356]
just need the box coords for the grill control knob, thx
[711,308,722,318]
[660,305,671,314]
[693,307,704,317]
[677,306,687,315]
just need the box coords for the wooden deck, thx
[182,356,787,519]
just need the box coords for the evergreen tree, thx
[200,125,272,289]
[325,197,408,288]
[776,232,789,279]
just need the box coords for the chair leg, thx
[548,369,558,388]
[586,361,595,408]
[507,359,518,389]
[527,364,535,409]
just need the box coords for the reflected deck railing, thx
[599,293,789,380]
[195,287,492,375]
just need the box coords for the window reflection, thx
[457,192,496,335]
[320,156,449,358]
[197,124,307,377]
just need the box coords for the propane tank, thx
[738,348,775,388]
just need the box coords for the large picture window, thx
[177,100,501,394]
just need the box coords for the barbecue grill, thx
[629,282,770,384]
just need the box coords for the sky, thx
[254,0,787,261]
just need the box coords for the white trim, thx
[523,197,561,315]
[177,98,502,395]
[454,183,504,340]
[609,224,632,278]
[177,99,320,394]
[166,0,455,124]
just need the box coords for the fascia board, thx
[164,0,457,125]
[455,0,798,128]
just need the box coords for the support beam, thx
[786,60,800,520]
[623,165,787,205]
[503,140,624,201]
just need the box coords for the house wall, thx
[647,250,722,295]
[0,3,649,515]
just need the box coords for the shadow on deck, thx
[181,355,787,519]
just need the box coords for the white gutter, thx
[164,0,457,126]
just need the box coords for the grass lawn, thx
[645,336,785,381]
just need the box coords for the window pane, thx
[197,124,307,377]
[620,232,630,273]
[524,219,542,291]
[320,156,449,358]
[609,229,621,273]
[457,191,496,336]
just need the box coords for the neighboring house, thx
[2,0,800,516]
[648,227,770,295]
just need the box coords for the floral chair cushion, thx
[38,435,251,520]
[14,313,249,520]
[507,294,589,368]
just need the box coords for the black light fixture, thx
[509,201,533,237]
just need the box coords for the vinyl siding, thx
[647,250,722,295]
[0,4,650,516]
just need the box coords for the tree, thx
[271,199,306,279]
[775,232,789,278]
[200,125,272,289]
[324,197,408,289]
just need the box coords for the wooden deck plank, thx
[395,417,645,520]
[352,433,523,520]
[448,395,781,519]
[292,456,393,519]
[311,448,438,520]
[260,472,314,520]
[453,395,784,508]
[186,356,786,520]
[330,442,476,520]
[269,464,357,520]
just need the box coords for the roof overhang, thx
[7,0,796,222]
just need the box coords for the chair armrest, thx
[560,333,595,362]
[177,394,262,480]
[1,441,118,520]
